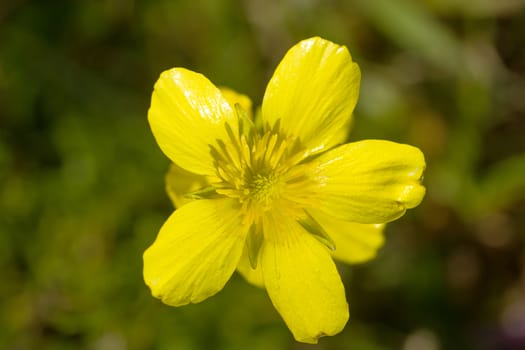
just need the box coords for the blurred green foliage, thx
[1,0,525,349]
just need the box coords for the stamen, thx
[264,133,279,165]
[207,117,318,227]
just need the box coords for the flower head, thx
[144,37,426,343]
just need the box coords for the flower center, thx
[248,172,280,206]
[210,120,310,225]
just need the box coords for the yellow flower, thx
[144,37,426,343]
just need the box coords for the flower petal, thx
[236,248,265,288]
[312,140,426,224]
[262,37,360,155]
[309,210,385,264]
[143,199,247,306]
[260,214,348,343]
[148,68,237,175]
[219,87,253,120]
[165,163,210,209]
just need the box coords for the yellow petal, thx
[148,68,237,175]
[219,87,253,120]
[331,117,352,145]
[165,163,210,209]
[143,199,247,306]
[262,37,360,155]
[309,210,385,264]
[236,248,265,288]
[260,214,348,343]
[312,140,426,224]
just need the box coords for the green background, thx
[1,0,524,349]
